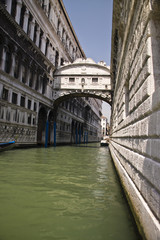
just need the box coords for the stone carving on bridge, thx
[53,58,113,105]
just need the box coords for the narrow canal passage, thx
[0,144,141,240]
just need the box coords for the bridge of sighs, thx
[38,58,113,147]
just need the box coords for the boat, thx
[0,141,15,152]
[100,139,109,146]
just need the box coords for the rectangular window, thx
[14,58,19,78]
[29,71,33,87]
[28,99,31,109]
[69,78,75,82]
[28,114,31,124]
[2,88,9,101]
[12,92,17,105]
[92,78,98,83]
[34,102,37,111]
[20,96,25,107]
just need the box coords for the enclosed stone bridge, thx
[52,58,112,108]
[42,58,112,147]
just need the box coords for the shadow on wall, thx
[141,12,160,238]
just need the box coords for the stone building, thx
[0,0,102,145]
[110,0,160,239]
[101,116,108,137]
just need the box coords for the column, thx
[10,52,16,77]
[8,89,12,103]
[23,9,29,33]
[45,0,49,14]
[79,128,81,144]
[40,33,46,54]
[46,44,50,59]
[15,0,22,24]
[49,5,53,22]
[39,75,42,93]
[76,127,78,144]
[6,0,12,14]
[49,48,55,65]
[0,83,3,99]
[84,132,85,144]
[25,96,28,108]
[25,68,30,86]
[0,47,6,71]
[32,71,37,89]
[17,93,21,106]
[19,63,23,82]
[35,26,40,47]
[29,18,35,41]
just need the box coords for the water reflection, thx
[0,144,141,240]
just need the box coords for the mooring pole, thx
[86,131,88,144]
[45,120,49,148]
[76,128,78,144]
[54,121,56,147]
[79,128,81,144]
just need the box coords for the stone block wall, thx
[110,1,160,239]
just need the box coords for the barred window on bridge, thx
[92,78,98,83]
[69,78,75,82]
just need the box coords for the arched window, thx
[45,38,49,56]
[11,1,17,19]
[55,51,59,67]
[33,22,38,43]
[27,12,33,36]
[21,64,27,83]
[39,29,43,48]
[35,74,39,91]
[20,4,26,28]
[42,75,47,94]
[29,69,34,88]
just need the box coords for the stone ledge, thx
[109,144,160,240]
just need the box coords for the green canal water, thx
[0,144,141,240]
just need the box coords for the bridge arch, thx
[53,58,113,108]
[45,58,113,147]
[44,58,112,147]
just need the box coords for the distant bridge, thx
[39,58,113,147]
[53,58,113,107]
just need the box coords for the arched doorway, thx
[37,107,47,145]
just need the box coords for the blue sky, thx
[63,0,113,121]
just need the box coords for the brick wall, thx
[110,1,160,239]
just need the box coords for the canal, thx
[0,144,141,240]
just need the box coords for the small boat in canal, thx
[0,141,15,152]
[100,139,109,147]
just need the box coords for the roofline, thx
[58,0,86,59]
[55,62,111,74]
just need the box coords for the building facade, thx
[0,0,102,146]
[110,0,160,239]
[101,116,109,137]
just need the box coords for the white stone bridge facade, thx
[53,58,112,107]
